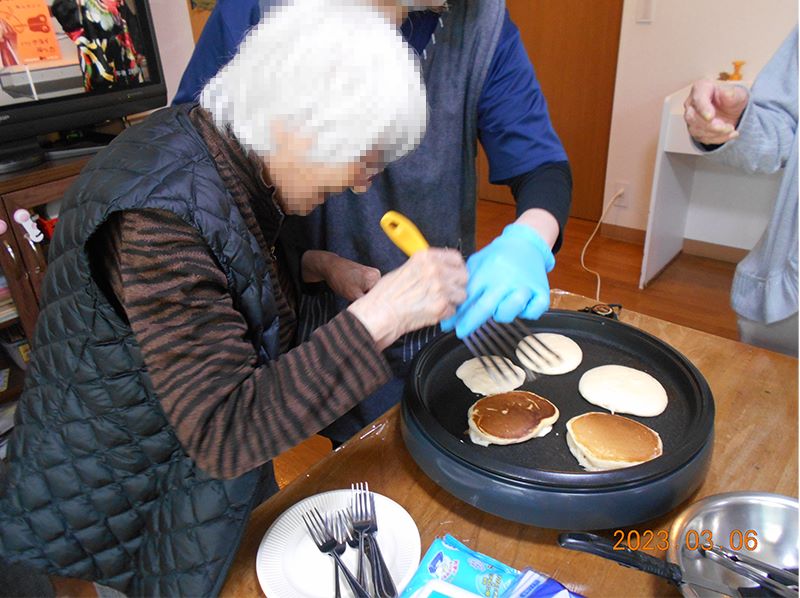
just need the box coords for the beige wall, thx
[603,0,797,232]
[150,0,195,104]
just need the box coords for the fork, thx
[352,482,398,598]
[327,512,346,598]
[339,511,367,593]
[349,484,369,588]
[366,489,398,598]
[302,507,369,598]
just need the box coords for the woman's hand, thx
[302,250,381,301]
[684,79,749,145]
[348,248,467,351]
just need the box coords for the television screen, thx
[0,0,166,164]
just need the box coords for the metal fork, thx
[339,510,360,553]
[351,482,397,598]
[327,512,346,598]
[465,318,561,384]
[349,484,370,589]
[302,507,369,598]
[366,488,397,598]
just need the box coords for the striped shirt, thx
[96,107,392,479]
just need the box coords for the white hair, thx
[200,0,427,165]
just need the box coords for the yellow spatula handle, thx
[380,210,429,257]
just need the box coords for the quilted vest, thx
[0,105,279,596]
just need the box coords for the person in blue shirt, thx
[175,0,572,443]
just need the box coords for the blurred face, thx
[263,124,385,215]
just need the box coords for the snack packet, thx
[500,567,585,598]
[400,535,585,598]
[399,535,519,598]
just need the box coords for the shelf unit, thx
[0,155,91,408]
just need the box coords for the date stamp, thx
[612,529,759,552]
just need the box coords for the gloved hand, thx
[440,223,555,339]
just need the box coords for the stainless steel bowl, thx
[668,492,798,597]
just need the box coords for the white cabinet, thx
[639,84,781,288]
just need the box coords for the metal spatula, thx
[380,210,556,384]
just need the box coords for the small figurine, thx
[13,209,44,243]
[719,60,745,81]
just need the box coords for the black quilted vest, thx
[0,105,280,596]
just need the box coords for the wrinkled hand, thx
[302,250,381,301]
[440,223,554,339]
[348,248,467,350]
[684,79,749,145]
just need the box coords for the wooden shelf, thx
[0,315,19,331]
[0,155,89,196]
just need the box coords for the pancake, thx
[456,356,525,395]
[578,364,668,417]
[566,412,663,471]
[468,390,559,447]
[515,332,583,375]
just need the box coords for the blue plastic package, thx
[400,535,584,598]
[399,535,520,598]
[500,567,585,598]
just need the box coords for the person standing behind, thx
[684,26,798,356]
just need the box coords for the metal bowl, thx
[668,492,798,597]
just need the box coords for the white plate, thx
[256,489,421,598]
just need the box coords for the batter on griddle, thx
[456,356,525,395]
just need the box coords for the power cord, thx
[579,188,625,302]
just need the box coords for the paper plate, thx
[256,489,421,597]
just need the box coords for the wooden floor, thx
[51,200,738,597]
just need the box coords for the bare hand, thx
[302,250,381,301]
[348,248,468,350]
[684,79,749,145]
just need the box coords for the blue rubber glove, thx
[440,223,555,339]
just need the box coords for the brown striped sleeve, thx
[99,208,392,479]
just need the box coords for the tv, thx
[0,0,167,173]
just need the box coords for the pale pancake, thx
[578,364,668,417]
[468,390,559,446]
[566,412,663,471]
[515,332,582,375]
[456,356,525,395]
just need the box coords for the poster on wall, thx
[0,0,61,66]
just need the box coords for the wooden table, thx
[222,291,798,597]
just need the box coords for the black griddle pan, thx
[401,309,715,528]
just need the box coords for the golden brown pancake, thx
[468,390,559,447]
[566,412,662,471]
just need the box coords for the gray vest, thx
[283,0,505,367]
[0,105,279,596]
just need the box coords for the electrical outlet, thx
[613,181,629,208]
[636,0,655,23]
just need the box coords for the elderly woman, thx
[0,1,466,595]
[176,0,571,446]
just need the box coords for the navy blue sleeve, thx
[477,10,568,183]
[173,0,263,105]
[500,161,571,253]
